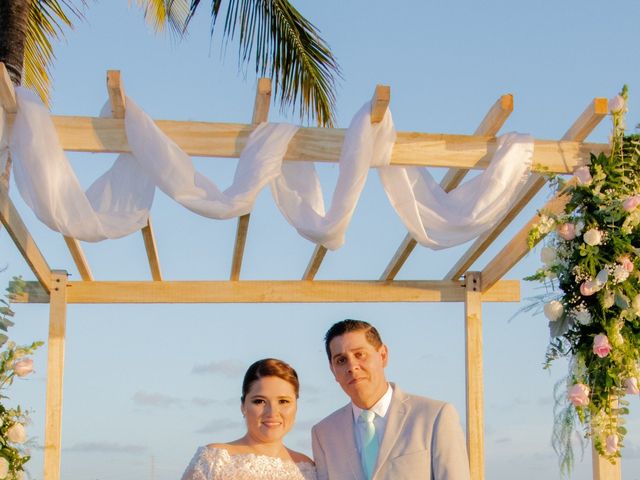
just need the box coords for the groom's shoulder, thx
[312,403,351,432]
[394,385,450,415]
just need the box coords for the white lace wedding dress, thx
[181,446,317,480]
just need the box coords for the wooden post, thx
[43,271,68,480]
[465,271,484,480]
[592,445,621,480]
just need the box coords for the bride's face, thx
[241,376,298,444]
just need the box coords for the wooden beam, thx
[106,70,125,119]
[370,85,390,123]
[592,442,621,480]
[43,271,68,480]
[440,94,513,191]
[481,186,572,291]
[2,114,607,172]
[381,94,514,281]
[13,279,520,304]
[141,219,162,281]
[302,245,327,280]
[230,78,272,280]
[0,63,17,114]
[465,272,484,480]
[63,236,93,281]
[565,98,609,143]
[380,234,417,281]
[0,183,52,292]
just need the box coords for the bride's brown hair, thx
[241,358,300,402]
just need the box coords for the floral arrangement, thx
[526,86,640,471]
[0,277,42,480]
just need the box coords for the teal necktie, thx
[358,410,379,479]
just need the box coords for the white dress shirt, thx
[351,383,393,455]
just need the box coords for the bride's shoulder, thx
[287,448,314,466]
[205,443,242,455]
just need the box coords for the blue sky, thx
[2,1,640,479]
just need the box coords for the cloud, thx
[494,437,512,444]
[192,397,218,407]
[65,442,147,455]
[192,360,245,378]
[196,418,243,434]
[132,391,182,408]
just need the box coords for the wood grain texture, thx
[63,236,93,281]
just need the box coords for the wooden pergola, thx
[0,63,622,480]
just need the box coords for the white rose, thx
[609,95,626,113]
[6,423,26,444]
[0,457,8,479]
[540,247,558,266]
[573,309,592,325]
[544,301,564,322]
[583,228,603,246]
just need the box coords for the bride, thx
[181,358,316,479]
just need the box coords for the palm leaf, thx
[131,0,190,36]
[23,0,83,105]
[178,0,340,126]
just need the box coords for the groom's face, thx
[328,330,389,409]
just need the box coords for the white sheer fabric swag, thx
[271,100,396,250]
[378,132,533,249]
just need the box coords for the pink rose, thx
[619,256,634,272]
[623,195,640,212]
[605,434,619,455]
[574,166,593,185]
[12,358,33,377]
[557,223,577,240]
[580,280,599,296]
[567,383,590,406]
[593,334,612,358]
[625,377,639,395]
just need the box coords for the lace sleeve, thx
[180,447,228,480]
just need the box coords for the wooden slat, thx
[43,271,68,480]
[592,441,621,480]
[0,63,17,113]
[481,186,572,291]
[141,219,162,281]
[63,236,93,281]
[440,94,513,191]
[13,279,520,304]
[0,183,52,292]
[303,84,391,281]
[2,114,607,172]
[447,97,608,280]
[106,70,125,119]
[231,78,272,280]
[465,272,484,480]
[381,94,514,281]
[302,245,327,280]
[370,85,390,123]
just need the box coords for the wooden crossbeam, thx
[302,245,327,280]
[1,114,607,171]
[105,70,163,281]
[63,236,93,281]
[0,183,52,292]
[13,279,520,304]
[0,63,17,114]
[381,94,514,281]
[304,84,391,280]
[141,219,162,281]
[475,99,608,289]
[230,78,272,280]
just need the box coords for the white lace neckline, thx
[204,445,313,468]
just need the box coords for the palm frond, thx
[24,0,84,105]
[182,0,340,127]
[131,0,190,37]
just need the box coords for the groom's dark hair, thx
[324,319,383,361]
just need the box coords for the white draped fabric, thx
[378,132,533,249]
[2,87,533,251]
[271,101,396,250]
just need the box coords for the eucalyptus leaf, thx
[615,293,630,309]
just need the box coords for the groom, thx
[311,319,471,480]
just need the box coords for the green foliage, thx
[527,88,640,473]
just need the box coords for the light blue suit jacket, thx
[311,385,471,480]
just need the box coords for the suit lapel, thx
[373,385,409,477]
[333,404,364,479]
